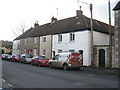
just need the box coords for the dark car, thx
[31,56,49,66]
[2,54,11,61]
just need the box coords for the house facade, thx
[39,35,52,59]
[113,1,120,68]
[13,8,114,67]
[52,30,110,66]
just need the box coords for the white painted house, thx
[12,40,20,56]
[52,30,110,66]
[51,8,113,67]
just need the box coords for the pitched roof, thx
[113,1,120,10]
[14,14,114,40]
[14,27,33,40]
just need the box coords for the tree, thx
[13,21,26,38]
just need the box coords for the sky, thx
[0,0,118,41]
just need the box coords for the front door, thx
[99,49,105,67]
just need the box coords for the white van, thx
[48,52,82,70]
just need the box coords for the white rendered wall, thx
[12,40,20,55]
[52,30,91,66]
[93,31,109,45]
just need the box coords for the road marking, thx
[7,83,14,87]
[2,79,14,88]
[2,79,6,82]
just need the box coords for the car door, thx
[51,54,59,67]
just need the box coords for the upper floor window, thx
[58,34,62,42]
[34,37,37,44]
[42,37,46,42]
[70,33,75,41]
[25,39,27,44]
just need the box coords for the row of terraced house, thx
[13,3,120,68]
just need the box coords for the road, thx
[2,60,118,88]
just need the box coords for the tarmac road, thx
[2,60,118,88]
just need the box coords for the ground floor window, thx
[33,49,37,56]
[69,50,74,52]
[58,49,62,53]
[42,49,46,56]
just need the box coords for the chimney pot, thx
[51,16,57,22]
[34,21,39,27]
[76,6,83,17]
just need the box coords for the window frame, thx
[34,37,37,44]
[42,37,46,42]
[58,34,62,42]
[42,49,46,56]
[70,33,75,41]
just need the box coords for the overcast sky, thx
[0,0,118,41]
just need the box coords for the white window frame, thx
[58,34,62,42]
[25,39,27,44]
[33,48,37,55]
[42,49,46,56]
[70,33,75,41]
[42,37,46,42]
[34,37,37,44]
[69,50,75,52]
[58,49,62,53]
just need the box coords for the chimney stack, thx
[51,16,57,22]
[76,6,83,17]
[34,21,39,27]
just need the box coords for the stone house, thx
[113,1,120,68]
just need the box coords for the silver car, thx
[20,54,33,63]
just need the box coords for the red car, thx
[14,56,21,62]
[10,55,16,61]
[10,55,21,62]
[31,56,49,66]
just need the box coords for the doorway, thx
[99,49,105,67]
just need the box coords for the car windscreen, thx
[38,56,47,60]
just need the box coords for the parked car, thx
[10,55,21,62]
[2,54,11,61]
[48,52,83,70]
[31,56,49,66]
[14,55,21,62]
[2,54,8,60]
[10,55,16,61]
[20,54,33,63]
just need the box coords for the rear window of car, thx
[38,56,47,60]
[21,54,32,58]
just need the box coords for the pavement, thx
[81,66,119,75]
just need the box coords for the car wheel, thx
[38,63,41,67]
[75,67,80,70]
[49,63,53,68]
[20,60,22,63]
[63,64,68,71]
[31,61,34,65]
